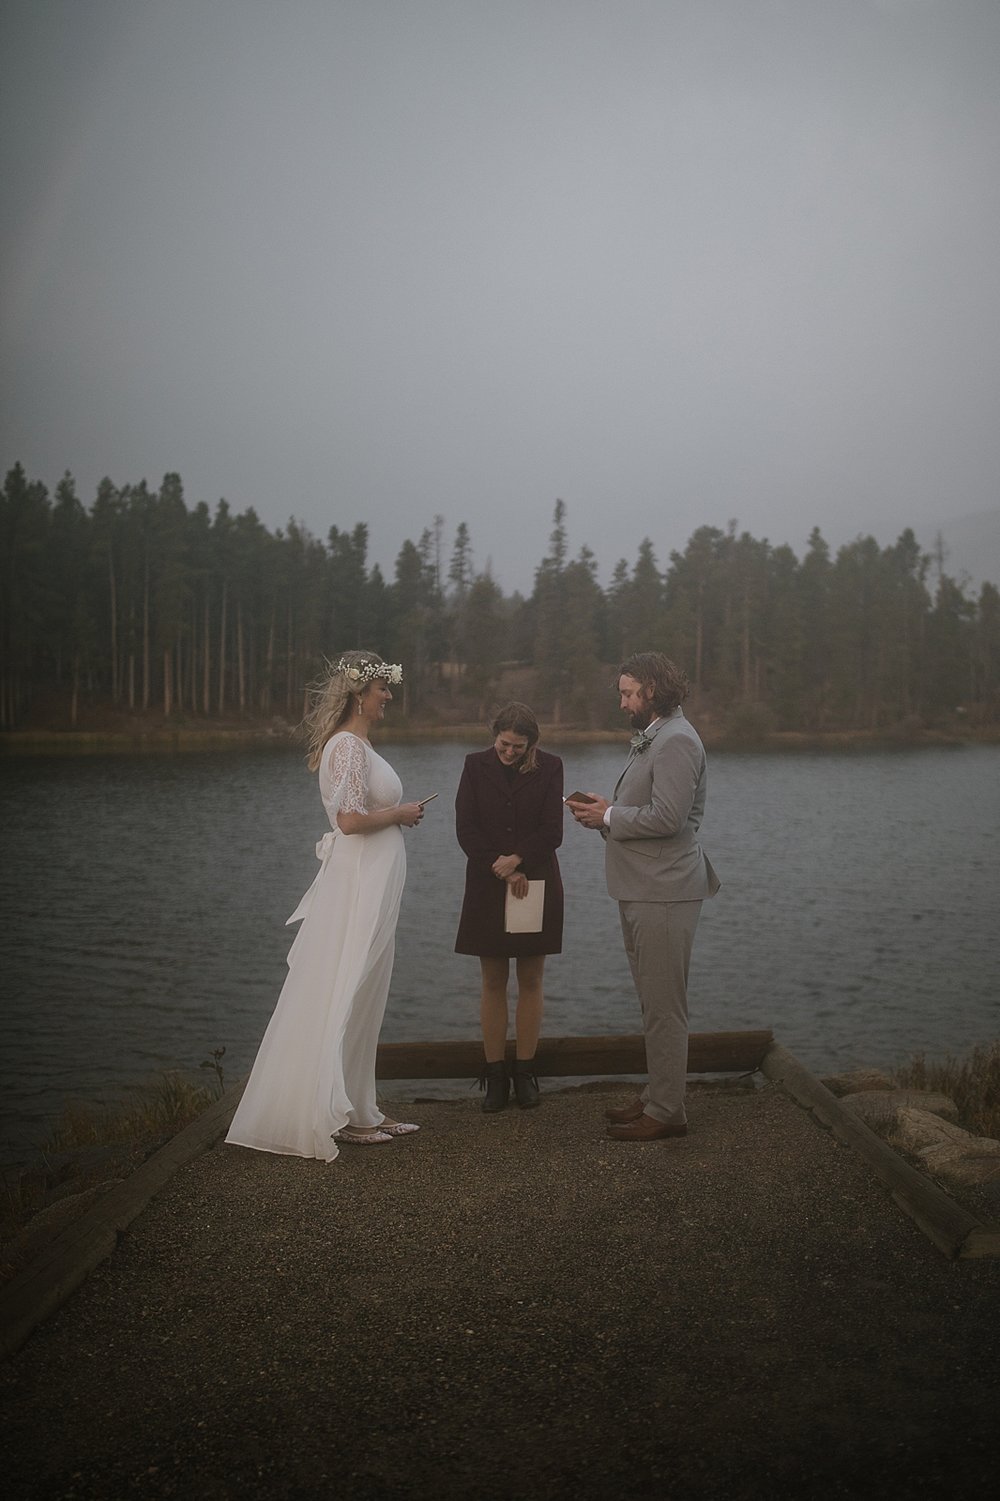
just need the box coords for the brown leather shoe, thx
[606,1113,687,1142]
[604,1097,645,1124]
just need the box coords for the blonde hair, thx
[303,651,386,770]
[491,701,540,774]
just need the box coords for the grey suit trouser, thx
[618,899,703,1126]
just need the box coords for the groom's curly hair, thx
[616,652,689,716]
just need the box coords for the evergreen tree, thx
[762,544,804,729]
[327,523,369,651]
[387,538,432,712]
[798,528,832,728]
[0,464,50,726]
[90,478,125,704]
[882,530,931,721]
[463,569,506,713]
[828,536,885,728]
[664,526,728,697]
[605,558,631,663]
[972,582,1000,717]
[2,460,998,734]
[50,473,94,724]
[606,537,664,660]
[560,547,606,724]
[925,575,976,718]
[446,521,474,687]
[532,500,575,721]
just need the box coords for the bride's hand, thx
[396,802,424,828]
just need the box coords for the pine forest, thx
[2,464,998,737]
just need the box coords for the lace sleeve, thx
[325,734,369,817]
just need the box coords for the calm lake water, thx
[1,739,998,1161]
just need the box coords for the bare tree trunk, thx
[70,656,79,727]
[741,591,752,700]
[286,597,294,713]
[109,554,119,704]
[128,652,136,710]
[218,579,228,714]
[237,601,246,712]
[202,591,211,714]
[142,562,151,711]
[163,648,172,716]
[263,610,275,713]
[185,606,194,715]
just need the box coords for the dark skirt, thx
[454,854,564,958]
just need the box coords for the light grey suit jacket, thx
[604,708,721,903]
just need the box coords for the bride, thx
[226,651,426,1160]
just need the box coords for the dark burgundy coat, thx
[454,747,564,958]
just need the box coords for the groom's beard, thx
[628,710,647,730]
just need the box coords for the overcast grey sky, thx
[2,0,999,593]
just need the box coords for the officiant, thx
[454,702,564,1111]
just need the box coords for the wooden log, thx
[0,1082,247,1360]
[760,1042,999,1260]
[375,1029,773,1081]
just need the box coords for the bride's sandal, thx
[337,1126,393,1145]
[377,1119,420,1136]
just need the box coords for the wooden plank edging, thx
[0,1082,246,1361]
[375,1029,774,1080]
[760,1042,1000,1260]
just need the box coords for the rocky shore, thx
[820,1066,1000,1228]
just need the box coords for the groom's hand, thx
[567,794,609,829]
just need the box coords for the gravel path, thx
[3,1081,998,1500]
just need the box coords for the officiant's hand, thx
[567,794,609,829]
[505,872,530,899]
[492,853,522,880]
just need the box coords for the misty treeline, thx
[2,464,998,733]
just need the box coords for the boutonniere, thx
[629,729,654,756]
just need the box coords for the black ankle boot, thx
[480,1060,510,1113]
[511,1057,540,1109]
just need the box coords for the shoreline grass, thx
[893,1041,1000,1140]
[41,1071,222,1153]
[2,722,996,755]
[1,1065,225,1255]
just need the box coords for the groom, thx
[568,652,720,1140]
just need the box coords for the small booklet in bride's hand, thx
[504,880,545,934]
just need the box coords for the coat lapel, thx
[612,711,679,798]
[480,748,510,796]
[482,747,538,797]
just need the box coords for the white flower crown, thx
[334,658,403,686]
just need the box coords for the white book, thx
[504,879,545,934]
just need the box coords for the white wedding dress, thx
[225,732,406,1161]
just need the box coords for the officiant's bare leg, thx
[480,957,511,1062]
[513,955,544,1059]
